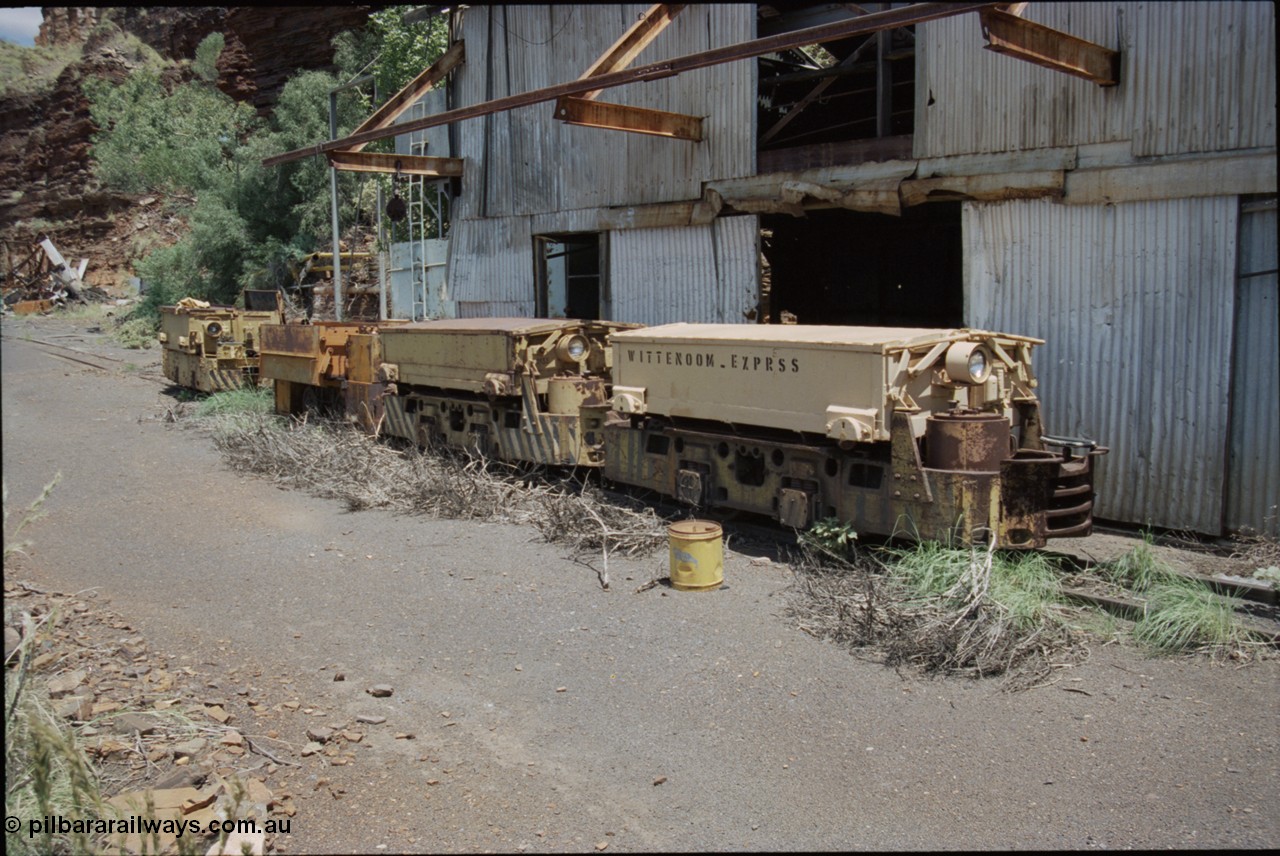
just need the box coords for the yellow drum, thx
[668,520,724,591]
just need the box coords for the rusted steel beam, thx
[556,97,703,141]
[552,4,701,140]
[264,2,993,167]
[574,3,686,101]
[980,8,1119,86]
[327,151,464,177]
[346,41,466,153]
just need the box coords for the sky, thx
[0,7,42,47]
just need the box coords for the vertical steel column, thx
[328,90,344,321]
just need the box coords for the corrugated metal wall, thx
[444,5,758,323]
[449,216,536,318]
[453,4,755,219]
[1228,199,1279,536]
[964,196,1238,534]
[609,216,758,325]
[447,212,759,325]
[916,2,1276,159]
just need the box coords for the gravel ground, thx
[3,311,1278,852]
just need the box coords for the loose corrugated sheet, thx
[609,215,758,325]
[916,2,1275,159]
[449,215,536,318]
[452,4,754,220]
[964,196,1237,535]
[1228,200,1279,535]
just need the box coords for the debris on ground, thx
[3,578,318,854]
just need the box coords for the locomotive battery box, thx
[378,318,639,467]
[609,324,1043,442]
[157,291,283,393]
[259,320,407,428]
[379,318,635,396]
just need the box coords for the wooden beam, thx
[979,8,1119,86]
[264,2,992,167]
[556,97,703,141]
[346,41,466,153]
[327,151,464,177]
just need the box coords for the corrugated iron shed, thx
[452,4,755,219]
[964,196,1240,534]
[915,2,1276,159]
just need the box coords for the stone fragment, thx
[55,695,93,721]
[112,713,159,735]
[3,626,20,661]
[367,684,393,697]
[47,669,87,697]
[171,738,207,758]
[204,705,232,724]
[355,715,386,725]
[306,726,335,743]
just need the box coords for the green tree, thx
[87,10,451,318]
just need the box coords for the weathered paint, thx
[610,324,1043,443]
[964,196,1237,534]
[158,302,280,394]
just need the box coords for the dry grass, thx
[193,408,1271,679]
[201,410,667,584]
[785,541,1088,691]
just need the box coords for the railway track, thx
[3,333,169,384]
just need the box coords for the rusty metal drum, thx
[925,410,1012,472]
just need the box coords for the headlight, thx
[206,321,223,338]
[556,334,589,362]
[945,342,992,384]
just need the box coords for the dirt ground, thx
[3,309,1278,853]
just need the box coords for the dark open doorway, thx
[760,203,963,327]
[535,233,606,320]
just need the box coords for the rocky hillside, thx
[2,6,371,293]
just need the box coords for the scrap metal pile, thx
[2,237,110,315]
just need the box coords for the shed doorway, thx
[535,233,607,320]
[760,203,963,327]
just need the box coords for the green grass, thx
[876,537,1267,658]
[193,386,273,419]
[1133,577,1257,655]
[1101,532,1176,592]
[193,387,276,440]
[0,41,82,99]
[111,316,156,350]
[882,541,1064,631]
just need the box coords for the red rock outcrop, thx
[4,7,373,291]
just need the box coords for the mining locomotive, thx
[161,307,1104,549]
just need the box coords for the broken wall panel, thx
[608,214,758,326]
[964,196,1238,535]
